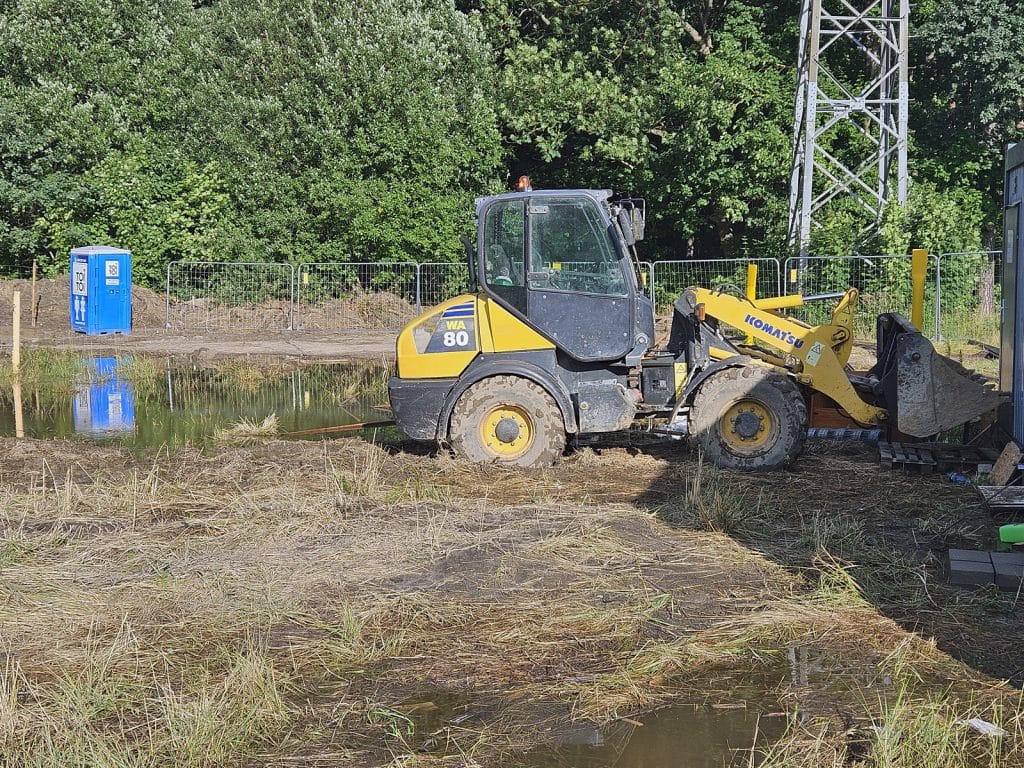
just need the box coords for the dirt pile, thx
[296,290,418,330]
[0,278,166,332]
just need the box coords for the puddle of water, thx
[519,705,786,768]
[0,355,391,449]
[396,677,788,768]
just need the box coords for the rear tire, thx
[449,375,566,468]
[690,365,807,470]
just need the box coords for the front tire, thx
[449,375,566,468]
[690,365,807,470]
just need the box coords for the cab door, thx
[479,194,635,363]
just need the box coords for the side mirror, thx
[632,207,645,241]
[617,209,636,247]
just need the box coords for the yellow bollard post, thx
[911,248,927,331]
[744,263,758,344]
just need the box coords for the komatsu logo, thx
[743,313,805,349]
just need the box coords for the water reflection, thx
[0,356,390,448]
[397,684,787,768]
[73,358,136,436]
[520,706,785,768]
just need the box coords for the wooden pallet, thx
[928,444,999,474]
[879,441,999,474]
[978,486,1024,512]
[879,441,936,473]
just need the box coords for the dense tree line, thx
[0,0,1021,284]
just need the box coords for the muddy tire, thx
[690,365,807,470]
[449,375,565,468]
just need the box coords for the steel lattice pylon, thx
[787,0,909,255]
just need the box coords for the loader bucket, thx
[871,314,999,437]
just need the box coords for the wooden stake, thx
[31,259,37,328]
[12,290,21,373]
[12,379,24,439]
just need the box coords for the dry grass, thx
[213,413,281,443]
[1,435,1023,765]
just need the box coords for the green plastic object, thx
[999,523,1024,546]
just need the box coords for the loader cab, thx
[475,190,654,363]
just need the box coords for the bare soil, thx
[0,278,397,362]
[1,277,1019,765]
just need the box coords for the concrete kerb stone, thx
[948,549,995,588]
[991,551,1024,592]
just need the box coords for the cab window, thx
[482,200,524,287]
[481,199,527,314]
[527,197,626,296]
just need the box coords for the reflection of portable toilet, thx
[70,245,132,334]
[73,357,136,436]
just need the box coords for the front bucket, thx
[874,315,999,437]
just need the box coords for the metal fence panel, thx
[651,259,782,312]
[418,261,472,310]
[783,254,940,339]
[935,250,1002,342]
[413,260,654,310]
[165,262,295,331]
[158,253,1002,339]
[295,262,418,331]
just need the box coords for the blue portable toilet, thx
[70,245,132,334]
[72,357,136,436]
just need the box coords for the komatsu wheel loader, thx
[387,188,997,469]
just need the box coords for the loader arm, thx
[692,287,888,428]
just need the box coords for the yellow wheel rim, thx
[721,400,775,455]
[480,405,534,458]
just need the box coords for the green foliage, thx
[34,140,231,284]
[914,0,1024,192]
[0,0,502,284]
[0,0,1017,278]
[475,0,799,258]
[182,0,503,266]
[880,182,984,256]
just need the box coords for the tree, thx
[914,0,1024,235]
[468,0,800,259]
[0,0,200,276]
[0,0,503,281]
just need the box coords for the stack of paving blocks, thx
[949,549,1024,590]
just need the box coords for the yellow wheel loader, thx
[387,189,997,469]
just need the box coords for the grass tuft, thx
[657,454,766,534]
[213,414,280,443]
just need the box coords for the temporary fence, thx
[651,259,782,313]
[165,262,295,331]
[782,254,940,339]
[933,251,1001,342]
[417,260,654,306]
[294,262,419,331]
[417,261,472,309]
[157,252,1003,339]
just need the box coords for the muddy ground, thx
[1,277,1017,765]
[2,433,1024,766]
[2,278,999,373]
[0,278,397,361]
